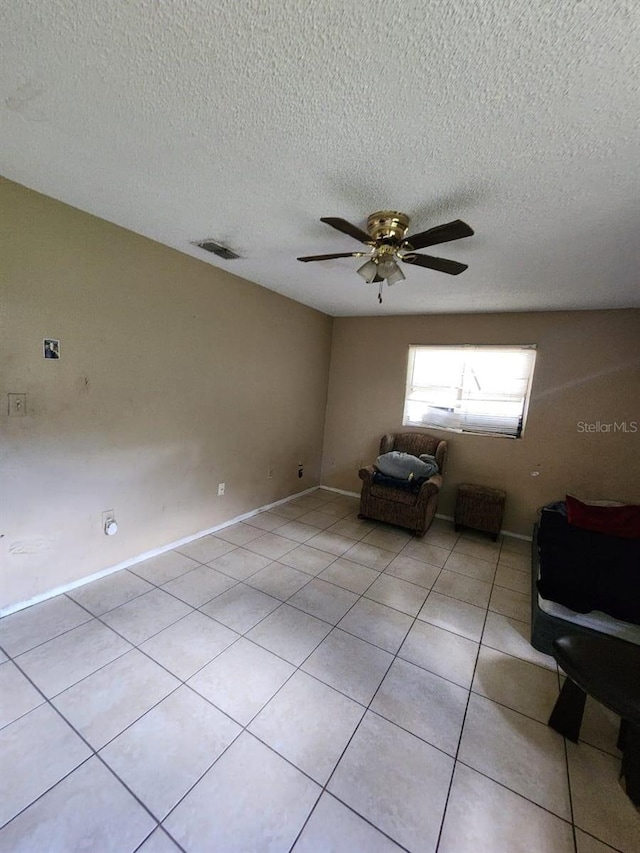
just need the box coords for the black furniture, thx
[536,503,640,623]
[548,634,640,806]
[530,509,640,655]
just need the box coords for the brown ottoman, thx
[455,483,506,541]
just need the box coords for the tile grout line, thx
[3,583,337,848]
[80,592,339,845]
[0,497,363,657]
[1,524,538,734]
[149,517,418,846]
[286,653,411,848]
[287,522,516,847]
[1,508,397,660]
[435,532,577,850]
[1,501,621,850]
[1,613,95,661]
[0,626,590,843]
[137,519,428,849]
[287,542,460,850]
[37,523,399,843]
[131,826,183,853]
[436,533,574,849]
[0,505,432,832]
[0,605,239,853]
[433,562,493,853]
[60,522,353,653]
[470,638,560,676]
[12,526,378,740]
[3,557,220,660]
[0,657,175,847]
[563,733,579,853]
[451,756,578,828]
[5,620,452,853]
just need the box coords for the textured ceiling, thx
[1,0,639,316]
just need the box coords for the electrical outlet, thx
[267,467,274,480]
[218,482,225,496]
[102,509,118,535]
[8,393,27,417]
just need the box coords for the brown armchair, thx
[358,433,448,537]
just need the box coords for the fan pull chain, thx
[378,281,383,303]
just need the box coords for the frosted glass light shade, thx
[376,257,396,279]
[357,259,379,282]
[387,262,406,285]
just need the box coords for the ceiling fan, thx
[297,211,473,302]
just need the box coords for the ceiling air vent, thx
[194,239,241,260]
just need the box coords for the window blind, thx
[403,345,537,438]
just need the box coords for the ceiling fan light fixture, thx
[376,256,397,279]
[356,258,379,283]
[386,262,406,286]
[298,211,473,302]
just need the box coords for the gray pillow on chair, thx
[376,451,439,481]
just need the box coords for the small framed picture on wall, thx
[43,338,60,359]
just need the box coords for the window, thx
[403,345,537,438]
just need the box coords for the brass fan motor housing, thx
[367,211,410,244]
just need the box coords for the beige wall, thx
[0,179,333,611]
[322,311,640,535]
[2,177,639,610]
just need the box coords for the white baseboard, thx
[0,485,321,618]
[318,486,359,498]
[498,530,533,542]
[2,484,531,618]
[434,512,532,542]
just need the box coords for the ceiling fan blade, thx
[297,252,361,262]
[402,253,468,275]
[402,219,473,251]
[320,217,372,244]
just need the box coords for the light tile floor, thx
[1,488,639,852]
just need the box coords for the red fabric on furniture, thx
[566,495,640,540]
